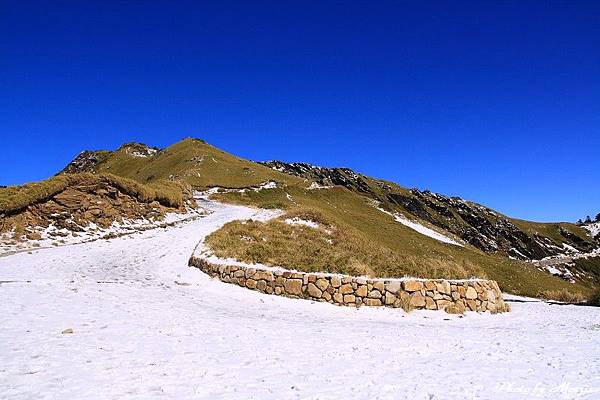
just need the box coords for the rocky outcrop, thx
[60,150,111,174]
[260,161,376,195]
[189,256,510,313]
[60,142,159,174]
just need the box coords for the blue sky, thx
[2,1,599,222]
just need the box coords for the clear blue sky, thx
[2,1,599,222]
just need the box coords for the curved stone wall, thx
[189,256,510,313]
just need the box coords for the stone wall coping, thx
[189,252,510,313]
[194,247,492,284]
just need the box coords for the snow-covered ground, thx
[1,199,599,400]
[0,205,208,256]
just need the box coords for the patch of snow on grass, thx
[256,181,277,190]
[308,182,333,190]
[584,222,600,238]
[284,217,320,229]
[377,207,463,247]
[562,243,580,253]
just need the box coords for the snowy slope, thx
[377,207,464,246]
[1,199,599,400]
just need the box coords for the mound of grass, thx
[538,288,587,303]
[206,208,488,279]
[0,173,188,216]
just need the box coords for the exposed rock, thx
[365,298,382,307]
[403,281,424,292]
[355,285,368,297]
[425,297,437,310]
[465,287,478,300]
[384,292,396,305]
[260,160,598,261]
[343,294,356,303]
[189,256,509,313]
[316,278,329,291]
[306,283,322,298]
[284,279,303,295]
[330,276,342,288]
[385,281,402,294]
[409,293,426,307]
[339,283,353,294]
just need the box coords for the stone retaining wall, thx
[189,256,510,313]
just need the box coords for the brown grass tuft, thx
[538,288,586,303]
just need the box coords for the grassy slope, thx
[334,171,594,251]
[209,186,593,298]
[89,138,301,189]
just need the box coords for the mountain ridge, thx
[12,137,596,298]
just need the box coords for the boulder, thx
[343,294,356,304]
[316,278,329,291]
[465,286,478,300]
[384,292,396,305]
[409,293,426,307]
[355,285,368,297]
[256,280,267,292]
[339,283,353,294]
[425,297,437,310]
[436,281,451,295]
[306,283,322,298]
[403,281,424,292]
[385,281,402,294]
[284,279,303,295]
[365,298,382,307]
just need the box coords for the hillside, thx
[60,138,301,189]
[5,137,598,299]
[260,161,597,262]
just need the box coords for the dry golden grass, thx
[0,173,187,215]
[444,303,466,315]
[538,288,587,303]
[84,138,301,189]
[209,186,597,298]
[205,208,487,279]
[395,296,414,313]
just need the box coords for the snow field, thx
[1,199,599,399]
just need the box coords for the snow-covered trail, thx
[1,200,600,400]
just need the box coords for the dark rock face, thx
[260,160,596,260]
[60,143,159,175]
[61,150,110,174]
[260,161,375,195]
